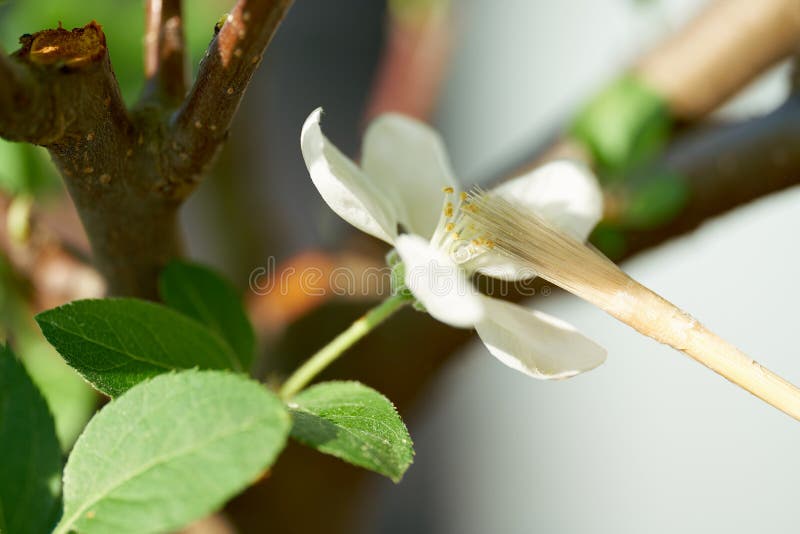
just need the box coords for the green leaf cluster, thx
[2,260,414,533]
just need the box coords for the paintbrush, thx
[461,188,800,421]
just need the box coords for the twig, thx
[364,0,453,122]
[142,0,187,106]
[279,293,411,399]
[170,0,294,186]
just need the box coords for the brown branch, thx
[363,0,453,123]
[621,94,800,258]
[0,45,60,144]
[0,3,296,299]
[142,0,187,106]
[169,0,294,187]
[635,0,800,121]
[0,23,183,297]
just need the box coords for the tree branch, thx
[620,94,800,258]
[169,0,294,188]
[635,0,800,121]
[0,44,60,144]
[0,23,182,297]
[142,0,187,106]
[1,4,296,298]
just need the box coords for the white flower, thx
[300,108,606,380]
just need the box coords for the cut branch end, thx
[23,21,106,68]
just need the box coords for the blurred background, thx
[1,0,799,532]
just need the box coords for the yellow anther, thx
[460,191,468,201]
[444,202,454,217]
[442,186,455,194]
[445,222,455,232]
[486,240,496,249]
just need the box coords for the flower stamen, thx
[429,187,498,267]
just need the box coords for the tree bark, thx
[0,0,294,298]
[0,23,176,297]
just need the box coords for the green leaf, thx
[289,381,414,482]
[159,260,255,372]
[35,298,240,397]
[1,258,96,449]
[55,370,290,534]
[0,344,62,534]
[571,74,671,175]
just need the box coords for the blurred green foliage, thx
[622,170,689,230]
[590,171,689,260]
[0,141,57,197]
[14,329,96,450]
[571,74,690,258]
[571,75,671,177]
[389,0,449,20]
[0,256,28,337]
[590,223,628,261]
[0,257,95,449]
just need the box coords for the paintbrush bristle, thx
[460,188,632,312]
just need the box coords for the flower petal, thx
[469,255,538,282]
[362,113,458,239]
[301,108,399,244]
[493,159,603,240]
[474,296,606,379]
[395,234,484,328]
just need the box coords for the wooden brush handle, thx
[611,277,800,421]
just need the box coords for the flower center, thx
[430,187,495,268]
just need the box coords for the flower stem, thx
[279,293,412,399]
